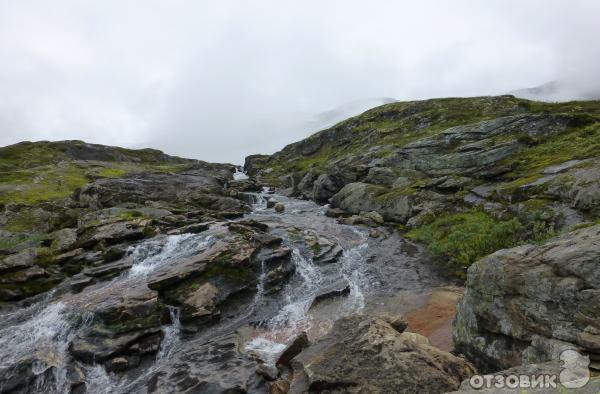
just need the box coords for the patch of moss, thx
[5,211,40,232]
[117,210,146,220]
[406,210,526,277]
[501,121,600,181]
[0,165,88,205]
[97,167,128,178]
[35,247,58,267]
[310,242,322,254]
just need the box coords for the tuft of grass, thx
[97,168,128,178]
[117,210,146,221]
[406,210,526,277]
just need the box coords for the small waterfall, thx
[245,245,325,364]
[254,260,267,304]
[233,167,249,180]
[340,242,369,311]
[81,365,113,394]
[266,247,323,333]
[156,306,182,361]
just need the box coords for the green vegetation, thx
[0,165,88,205]
[502,120,600,181]
[0,233,43,252]
[5,213,39,232]
[406,210,526,277]
[0,141,195,206]
[254,96,600,185]
[97,167,128,178]
[117,210,146,221]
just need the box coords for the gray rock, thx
[147,332,267,393]
[454,225,600,372]
[364,166,397,186]
[276,332,309,367]
[331,182,414,223]
[289,315,476,393]
[0,248,37,274]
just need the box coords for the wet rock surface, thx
[0,187,456,393]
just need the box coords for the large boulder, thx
[288,315,476,393]
[454,225,600,372]
[69,283,166,364]
[330,182,414,223]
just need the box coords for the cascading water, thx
[0,185,440,392]
[243,191,373,366]
[232,167,249,181]
[128,233,213,277]
[0,232,214,393]
[156,306,182,361]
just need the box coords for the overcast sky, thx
[0,0,599,163]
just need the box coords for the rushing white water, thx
[245,187,271,211]
[266,247,323,332]
[241,190,374,365]
[0,302,94,393]
[128,233,213,277]
[340,242,369,311]
[0,232,215,393]
[156,306,182,361]
[232,167,249,180]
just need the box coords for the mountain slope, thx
[245,95,600,276]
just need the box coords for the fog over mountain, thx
[1,0,599,163]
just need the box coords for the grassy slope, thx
[262,96,600,180]
[0,140,192,205]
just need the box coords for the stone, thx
[274,203,285,213]
[76,221,148,249]
[360,210,384,224]
[49,228,78,252]
[256,362,279,381]
[289,315,476,393]
[364,166,397,186]
[0,248,37,274]
[182,282,219,321]
[105,357,131,372]
[276,332,309,367]
[324,207,346,218]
